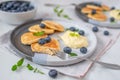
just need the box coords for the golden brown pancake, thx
[86,5,103,11]
[81,7,102,14]
[41,20,64,32]
[31,38,60,55]
[21,32,48,45]
[28,24,55,34]
[101,5,110,11]
[87,13,107,21]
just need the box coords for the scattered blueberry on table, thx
[78,30,85,36]
[92,26,99,32]
[104,30,109,36]
[40,23,46,28]
[0,1,34,12]
[80,47,87,54]
[49,69,58,78]
[63,47,72,54]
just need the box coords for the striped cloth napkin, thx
[0,22,120,79]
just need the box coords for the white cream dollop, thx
[60,30,88,49]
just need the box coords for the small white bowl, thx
[0,0,37,25]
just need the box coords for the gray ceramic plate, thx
[75,2,120,28]
[10,19,97,66]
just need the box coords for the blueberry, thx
[80,47,87,54]
[104,31,109,36]
[13,3,20,9]
[111,7,115,10]
[110,17,115,22]
[40,23,46,28]
[20,2,30,8]
[94,3,101,7]
[49,69,58,78]
[92,26,99,32]
[45,36,51,43]
[91,9,96,15]
[38,38,46,45]
[69,27,76,31]
[28,5,34,10]
[63,47,72,54]
[78,30,85,36]
[5,2,13,9]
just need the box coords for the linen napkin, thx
[0,22,120,79]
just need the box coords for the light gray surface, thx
[0,0,120,80]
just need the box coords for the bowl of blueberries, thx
[0,0,37,25]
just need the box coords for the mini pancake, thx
[41,20,64,32]
[87,13,107,21]
[86,5,103,11]
[21,32,48,45]
[31,38,60,55]
[81,7,102,14]
[28,24,55,34]
[101,5,110,11]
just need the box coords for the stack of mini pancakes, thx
[81,4,110,21]
[21,20,64,55]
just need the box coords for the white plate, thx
[10,19,97,66]
[32,20,97,66]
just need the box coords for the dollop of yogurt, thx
[60,30,88,49]
[110,10,120,20]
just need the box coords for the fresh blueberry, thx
[13,3,20,9]
[28,5,34,10]
[111,7,115,10]
[40,23,46,28]
[80,47,87,54]
[45,36,51,43]
[94,3,101,7]
[49,69,58,78]
[63,47,72,54]
[92,26,99,32]
[69,27,76,31]
[20,2,30,8]
[110,17,115,22]
[104,31,109,36]
[38,38,46,45]
[91,9,96,15]
[78,30,85,36]
[5,2,13,9]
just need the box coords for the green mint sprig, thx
[27,64,45,75]
[54,6,72,20]
[69,53,78,57]
[33,31,45,36]
[11,58,44,75]
[11,58,24,71]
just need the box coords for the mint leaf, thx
[69,53,78,56]
[33,31,45,36]
[54,5,59,13]
[37,70,45,74]
[34,68,38,73]
[27,64,34,70]
[63,14,72,20]
[57,9,64,16]
[11,64,17,71]
[17,58,24,67]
